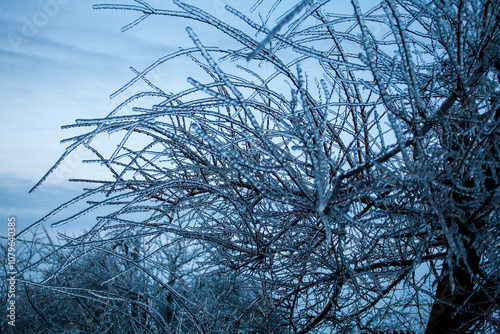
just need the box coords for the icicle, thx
[246,0,314,61]
[187,77,235,105]
[19,185,109,238]
[387,112,411,168]
[250,0,265,13]
[121,14,149,32]
[29,140,81,193]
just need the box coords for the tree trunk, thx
[426,107,499,333]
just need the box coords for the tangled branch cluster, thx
[13,0,500,333]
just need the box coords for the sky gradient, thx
[1,0,187,234]
[0,0,292,235]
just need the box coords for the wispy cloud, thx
[0,1,178,187]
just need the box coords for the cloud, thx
[0,1,180,187]
[0,0,262,231]
[0,177,83,234]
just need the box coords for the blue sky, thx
[0,0,183,235]
[1,0,314,238]
[0,0,267,236]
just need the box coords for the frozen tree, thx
[24,0,499,333]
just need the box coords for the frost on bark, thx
[21,0,500,333]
